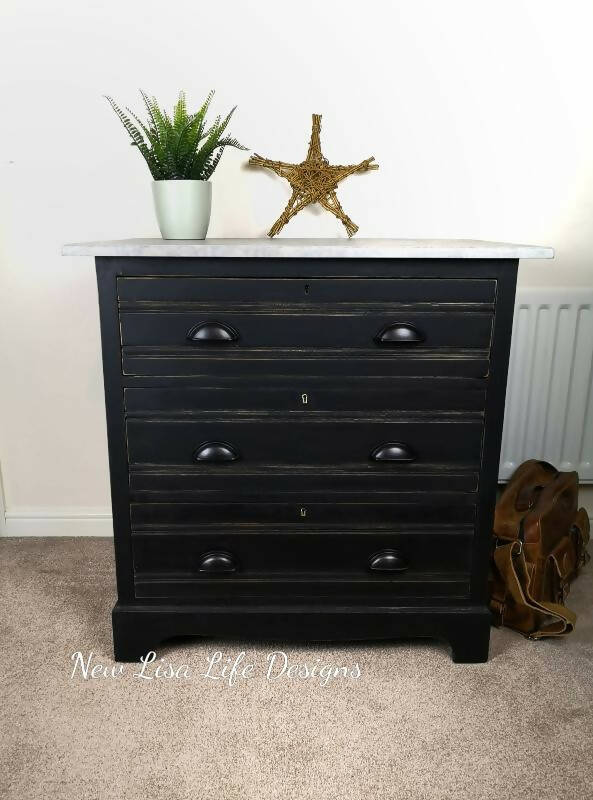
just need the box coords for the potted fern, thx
[106,91,246,239]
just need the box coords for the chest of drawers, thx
[66,238,553,662]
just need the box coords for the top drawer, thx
[117,277,496,305]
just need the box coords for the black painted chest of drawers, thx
[90,242,523,663]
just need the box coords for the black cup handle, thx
[370,442,416,462]
[187,321,239,343]
[374,323,424,345]
[193,441,240,462]
[368,549,409,573]
[199,551,237,573]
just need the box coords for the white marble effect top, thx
[62,238,554,259]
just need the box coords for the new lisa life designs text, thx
[70,650,362,687]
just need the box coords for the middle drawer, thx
[126,417,483,468]
[119,310,493,349]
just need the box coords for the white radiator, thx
[499,287,593,482]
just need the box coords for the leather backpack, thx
[489,459,590,638]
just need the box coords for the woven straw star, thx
[249,114,378,237]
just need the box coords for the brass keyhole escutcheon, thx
[301,392,308,405]
[300,507,307,518]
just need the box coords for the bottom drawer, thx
[132,530,473,600]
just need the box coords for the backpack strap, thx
[572,508,591,569]
[491,541,577,638]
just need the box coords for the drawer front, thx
[129,469,479,499]
[124,379,487,414]
[132,531,472,600]
[134,575,470,600]
[126,418,483,467]
[119,310,493,349]
[133,530,473,573]
[121,351,490,378]
[118,276,496,304]
[130,498,477,528]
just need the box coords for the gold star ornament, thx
[248,114,378,237]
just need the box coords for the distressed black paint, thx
[95,256,518,663]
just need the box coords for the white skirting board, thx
[0,466,6,537]
[500,287,593,482]
[2,508,113,537]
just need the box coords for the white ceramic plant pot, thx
[152,180,212,239]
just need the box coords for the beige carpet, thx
[1,537,592,800]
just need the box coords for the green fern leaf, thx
[139,90,161,142]
[217,136,248,151]
[173,90,188,131]
[201,147,224,180]
[147,95,169,146]
[105,96,146,148]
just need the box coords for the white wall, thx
[1,0,592,531]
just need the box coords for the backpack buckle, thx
[494,537,523,555]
